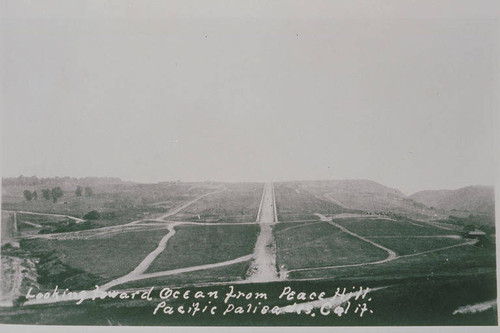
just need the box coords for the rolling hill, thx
[409,185,495,216]
[289,179,435,217]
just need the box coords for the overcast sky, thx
[1,1,498,194]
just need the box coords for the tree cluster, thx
[75,186,93,197]
[33,187,64,203]
[23,190,38,201]
[23,185,93,203]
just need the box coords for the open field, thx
[333,218,458,237]
[146,224,259,273]
[21,229,169,283]
[274,183,349,221]
[275,222,388,270]
[293,179,437,217]
[0,179,496,325]
[363,236,464,256]
[170,183,263,223]
[2,182,220,227]
[290,240,497,281]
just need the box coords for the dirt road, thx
[289,213,475,273]
[247,183,279,282]
[20,189,228,240]
[319,214,397,261]
[100,223,178,290]
[155,188,227,221]
[2,210,85,223]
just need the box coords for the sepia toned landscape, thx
[1,1,498,328]
[0,176,496,325]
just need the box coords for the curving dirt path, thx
[289,213,476,273]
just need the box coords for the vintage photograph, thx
[0,1,498,328]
